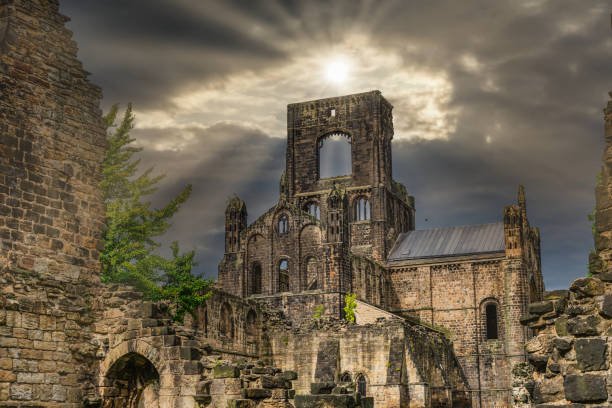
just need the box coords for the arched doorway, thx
[102,352,160,408]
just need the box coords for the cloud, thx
[131,122,284,278]
[59,0,611,289]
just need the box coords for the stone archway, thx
[101,352,160,408]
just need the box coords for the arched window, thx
[485,303,499,340]
[305,202,320,220]
[219,303,234,339]
[339,372,352,383]
[356,374,367,397]
[355,197,371,221]
[278,214,289,234]
[279,259,289,292]
[250,262,262,295]
[319,133,352,178]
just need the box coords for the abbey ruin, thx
[0,1,610,407]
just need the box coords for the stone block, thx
[570,277,604,298]
[532,375,563,403]
[213,364,240,379]
[261,375,286,389]
[241,388,272,399]
[10,383,33,400]
[529,301,554,315]
[564,374,607,402]
[600,294,612,318]
[575,338,608,371]
[310,382,336,395]
[552,337,572,353]
[567,315,601,336]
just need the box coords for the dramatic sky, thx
[60,0,611,290]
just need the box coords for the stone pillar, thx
[593,92,612,274]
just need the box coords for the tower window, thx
[305,202,320,220]
[319,133,351,179]
[330,108,336,117]
[485,303,499,340]
[279,259,289,292]
[355,197,371,221]
[278,214,289,234]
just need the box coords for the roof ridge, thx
[411,221,503,233]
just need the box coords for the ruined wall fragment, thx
[0,0,106,405]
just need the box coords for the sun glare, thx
[324,58,350,84]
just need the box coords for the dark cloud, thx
[58,0,611,289]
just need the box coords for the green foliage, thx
[312,305,325,319]
[343,293,357,324]
[100,104,212,322]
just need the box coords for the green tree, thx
[100,104,212,322]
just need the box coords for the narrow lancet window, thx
[485,303,499,340]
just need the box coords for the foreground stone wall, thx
[521,94,612,407]
[522,279,611,406]
[0,0,106,405]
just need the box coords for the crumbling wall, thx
[593,93,612,274]
[0,0,107,405]
[266,317,470,407]
[521,94,612,406]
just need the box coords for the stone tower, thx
[0,0,107,404]
[218,91,416,298]
[285,91,415,263]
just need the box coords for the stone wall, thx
[0,0,106,405]
[521,94,612,407]
[387,256,535,407]
[266,317,470,407]
[522,279,611,406]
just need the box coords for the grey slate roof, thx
[387,222,505,262]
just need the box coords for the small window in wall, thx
[485,303,499,340]
[319,133,351,178]
[305,202,320,220]
[355,197,371,221]
[356,374,367,397]
[279,259,289,292]
[278,214,289,234]
[251,262,262,295]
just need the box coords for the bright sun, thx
[324,58,350,84]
